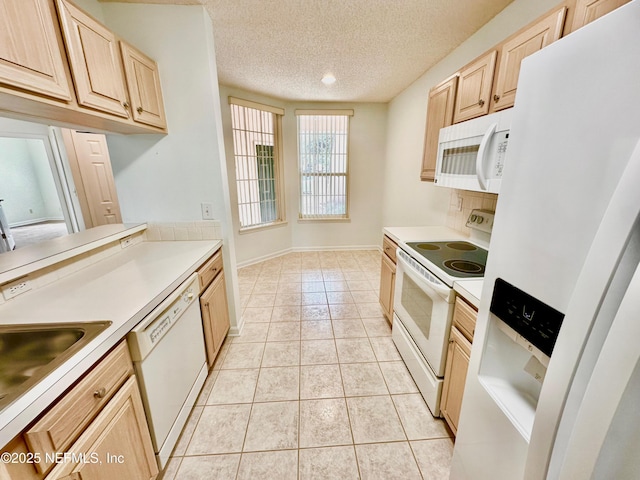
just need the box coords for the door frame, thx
[0,118,80,233]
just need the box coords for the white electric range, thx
[385,210,493,416]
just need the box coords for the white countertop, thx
[0,224,146,285]
[383,226,469,245]
[0,239,221,447]
[454,279,484,309]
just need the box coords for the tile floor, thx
[161,250,453,480]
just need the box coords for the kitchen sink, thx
[0,321,112,411]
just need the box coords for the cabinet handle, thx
[493,94,500,102]
[93,387,107,399]
[478,98,485,107]
[137,106,143,114]
[122,101,129,109]
[210,267,218,275]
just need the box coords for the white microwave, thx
[435,109,513,194]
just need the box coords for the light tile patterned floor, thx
[161,251,454,480]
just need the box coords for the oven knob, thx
[470,215,478,222]
[477,217,484,224]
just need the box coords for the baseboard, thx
[236,244,380,268]
[9,217,65,228]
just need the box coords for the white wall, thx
[0,137,62,225]
[219,85,387,265]
[98,3,241,332]
[382,0,562,227]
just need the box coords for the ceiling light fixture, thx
[321,74,336,85]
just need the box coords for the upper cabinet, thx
[490,7,566,112]
[0,0,71,101]
[0,0,167,134]
[120,41,167,129]
[569,0,630,32]
[421,74,458,181]
[452,51,496,124]
[56,0,129,118]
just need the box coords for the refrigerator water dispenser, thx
[477,278,565,440]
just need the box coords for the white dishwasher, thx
[127,273,208,469]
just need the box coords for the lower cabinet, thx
[0,341,158,480]
[379,235,398,325]
[200,272,230,367]
[441,297,477,435]
[198,248,230,367]
[46,377,158,480]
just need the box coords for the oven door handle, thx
[396,252,452,300]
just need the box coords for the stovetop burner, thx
[443,259,485,274]
[405,241,488,279]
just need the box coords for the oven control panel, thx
[490,278,565,358]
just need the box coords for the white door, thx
[62,130,122,227]
[526,140,640,479]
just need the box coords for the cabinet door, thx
[421,74,458,181]
[453,50,497,124]
[0,0,71,100]
[441,326,472,435]
[56,0,129,117]
[379,252,396,324]
[570,0,630,32]
[46,376,158,480]
[200,271,230,367]
[120,41,167,129]
[491,8,566,112]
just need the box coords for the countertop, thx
[0,239,221,448]
[382,226,468,246]
[453,279,483,309]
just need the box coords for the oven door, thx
[394,250,455,376]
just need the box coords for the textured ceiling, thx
[101,0,514,102]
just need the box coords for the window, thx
[229,98,284,229]
[296,110,353,219]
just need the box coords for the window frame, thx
[295,109,353,221]
[229,97,286,231]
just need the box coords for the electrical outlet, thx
[120,236,133,248]
[201,202,214,220]
[2,277,32,301]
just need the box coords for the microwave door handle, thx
[476,123,497,190]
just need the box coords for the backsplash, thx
[446,190,497,234]
[143,221,223,241]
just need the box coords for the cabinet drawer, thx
[198,249,223,292]
[24,341,133,474]
[453,297,478,342]
[382,236,398,264]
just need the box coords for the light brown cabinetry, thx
[46,377,157,480]
[441,297,477,435]
[56,0,129,118]
[420,74,458,181]
[490,7,566,112]
[0,342,158,480]
[199,249,230,368]
[0,0,72,101]
[0,0,167,134]
[379,235,398,324]
[452,50,497,124]
[569,0,630,31]
[120,41,167,129]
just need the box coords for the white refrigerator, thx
[450,2,640,479]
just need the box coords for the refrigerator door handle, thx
[476,123,497,190]
[556,262,640,479]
